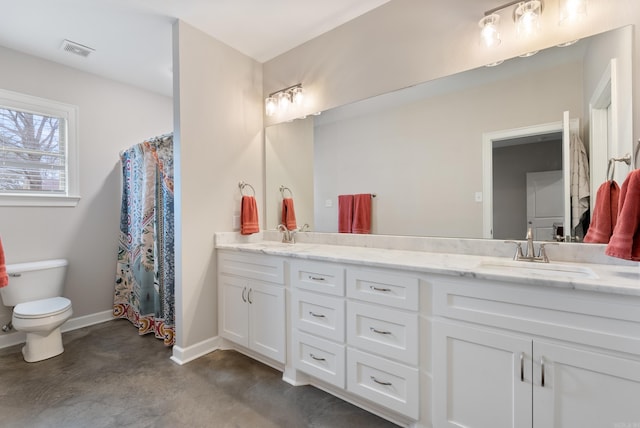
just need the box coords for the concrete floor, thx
[0,319,399,427]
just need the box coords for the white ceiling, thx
[0,0,394,97]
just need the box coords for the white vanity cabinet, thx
[291,260,346,388]
[432,277,640,428]
[345,267,420,420]
[218,251,286,364]
[291,260,421,421]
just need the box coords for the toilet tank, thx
[0,259,68,307]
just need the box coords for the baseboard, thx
[0,309,114,350]
[61,310,114,333]
[170,335,221,365]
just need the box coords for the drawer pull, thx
[247,288,253,304]
[241,287,247,303]
[370,376,392,386]
[370,327,392,335]
[309,353,326,362]
[369,285,391,292]
[309,311,326,318]
[540,356,545,387]
[308,275,325,281]
[520,353,524,382]
[8,273,21,278]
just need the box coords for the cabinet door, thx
[533,341,640,428]
[218,275,249,348]
[433,321,532,428]
[248,282,285,363]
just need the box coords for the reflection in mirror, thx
[265,118,314,230]
[265,25,633,241]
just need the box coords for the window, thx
[0,89,79,206]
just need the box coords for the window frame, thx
[0,88,80,207]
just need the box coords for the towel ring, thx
[238,181,255,197]
[279,185,293,199]
[607,154,632,181]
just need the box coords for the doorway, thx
[491,134,563,240]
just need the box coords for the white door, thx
[218,275,250,348]
[533,341,640,428]
[526,170,564,241]
[248,281,285,363]
[433,321,533,428]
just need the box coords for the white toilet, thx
[0,259,73,362]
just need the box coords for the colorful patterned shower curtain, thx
[114,134,175,346]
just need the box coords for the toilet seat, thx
[13,297,72,319]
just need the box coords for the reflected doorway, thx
[492,134,563,240]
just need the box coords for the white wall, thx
[313,60,583,237]
[173,21,263,350]
[0,46,173,329]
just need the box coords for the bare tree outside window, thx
[0,107,65,193]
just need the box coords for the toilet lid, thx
[13,297,72,319]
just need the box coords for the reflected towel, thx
[281,198,297,231]
[0,237,7,288]
[584,181,619,244]
[352,194,372,234]
[606,170,640,261]
[240,196,260,235]
[338,195,354,233]
[570,134,590,233]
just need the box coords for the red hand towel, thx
[606,170,640,261]
[352,194,372,234]
[0,237,8,288]
[584,181,620,243]
[240,196,260,235]
[338,195,354,233]
[281,198,297,231]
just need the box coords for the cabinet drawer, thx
[347,268,419,310]
[291,260,345,296]
[218,251,284,284]
[347,301,418,365]
[292,290,345,342]
[293,331,345,388]
[347,347,419,420]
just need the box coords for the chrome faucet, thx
[277,224,295,244]
[505,227,557,263]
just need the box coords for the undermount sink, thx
[477,259,598,280]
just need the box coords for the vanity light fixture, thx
[265,84,304,117]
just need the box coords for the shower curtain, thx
[114,134,175,346]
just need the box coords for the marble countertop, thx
[215,239,640,297]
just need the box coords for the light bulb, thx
[278,92,291,112]
[479,14,501,48]
[559,0,587,25]
[292,86,304,105]
[515,1,541,39]
[265,96,277,116]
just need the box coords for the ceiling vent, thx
[60,39,95,58]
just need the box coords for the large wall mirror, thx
[265,25,634,242]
